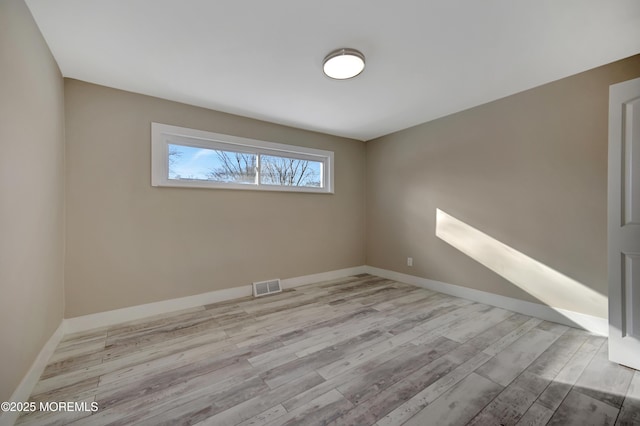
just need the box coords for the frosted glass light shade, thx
[323,48,365,80]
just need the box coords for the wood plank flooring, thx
[17,274,639,426]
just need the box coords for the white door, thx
[609,77,640,370]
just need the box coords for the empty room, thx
[2,0,640,425]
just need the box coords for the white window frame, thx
[151,123,334,193]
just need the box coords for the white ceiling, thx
[26,0,640,141]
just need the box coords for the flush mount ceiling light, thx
[323,48,365,80]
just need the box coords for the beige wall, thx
[64,80,366,317]
[0,0,65,402]
[366,55,640,318]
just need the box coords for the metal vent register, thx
[252,279,282,297]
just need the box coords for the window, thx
[151,123,334,193]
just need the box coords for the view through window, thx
[152,123,333,193]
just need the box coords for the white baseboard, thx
[281,266,367,289]
[64,285,251,334]
[64,264,607,336]
[0,321,65,426]
[64,266,367,334]
[365,266,608,336]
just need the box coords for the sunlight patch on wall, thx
[435,209,607,319]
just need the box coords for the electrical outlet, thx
[407,257,413,267]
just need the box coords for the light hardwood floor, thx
[17,274,639,425]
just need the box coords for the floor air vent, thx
[253,279,282,297]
